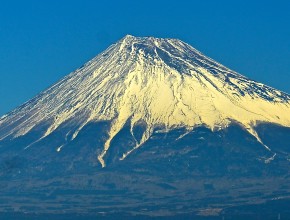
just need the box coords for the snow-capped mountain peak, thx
[1,35,290,167]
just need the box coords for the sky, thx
[0,0,290,116]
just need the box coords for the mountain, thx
[1,35,290,218]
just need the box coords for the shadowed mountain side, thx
[0,123,290,217]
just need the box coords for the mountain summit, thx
[1,35,289,167]
[1,35,290,217]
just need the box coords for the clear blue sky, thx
[1,0,290,115]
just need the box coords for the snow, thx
[0,114,7,119]
[265,153,276,164]
[56,145,64,152]
[0,35,290,167]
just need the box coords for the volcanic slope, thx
[0,35,290,168]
